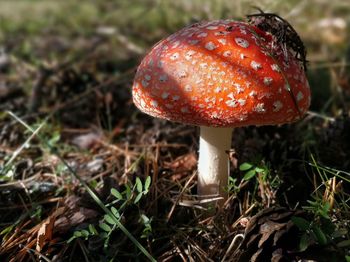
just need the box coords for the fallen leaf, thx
[86,158,104,172]
[36,216,54,252]
[72,131,103,149]
[164,152,197,180]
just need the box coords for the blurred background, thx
[0,0,349,115]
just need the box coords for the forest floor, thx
[0,1,350,261]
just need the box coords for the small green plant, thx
[6,112,155,261]
[303,197,332,220]
[239,161,282,188]
[139,214,153,239]
[227,176,240,194]
[292,196,349,252]
[239,160,283,206]
[291,154,350,257]
[68,176,152,249]
[239,162,269,181]
[68,224,99,242]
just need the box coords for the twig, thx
[1,112,45,176]
[231,203,257,229]
[167,171,197,221]
[222,233,244,261]
[18,244,52,262]
[306,110,335,122]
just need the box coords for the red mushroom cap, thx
[132,20,310,127]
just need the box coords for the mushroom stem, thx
[198,126,233,205]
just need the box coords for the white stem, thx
[198,126,233,203]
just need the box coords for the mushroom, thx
[132,20,310,206]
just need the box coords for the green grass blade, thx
[7,111,156,262]
[1,111,45,176]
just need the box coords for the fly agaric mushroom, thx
[132,19,310,205]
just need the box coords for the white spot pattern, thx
[161,92,169,99]
[188,40,199,45]
[185,85,192,92]
[205,42,217,50]
[273,101,283,112]
[214,31,229,36]
[251,61,262,70]
[254,103,265,113]
[249,91,257,97]
[172,41,180,48]
[170,53,179,60]
[159,75,168,82]
[185,50,196,60]
[234,83,244,93]
[226,99,238,107]
[235,37,249,48]
[206,26,218,30]
[214,87,222,93]
[223,51,231,57]
[198,32,208,38]
[296,91,304,101]
[271,64,280,72]
[177,70,187,78]
[218,38,227,45]
[133,20,309,127]
[263,77,273,86]
[151,100,158,107]
[238,99,246,106]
